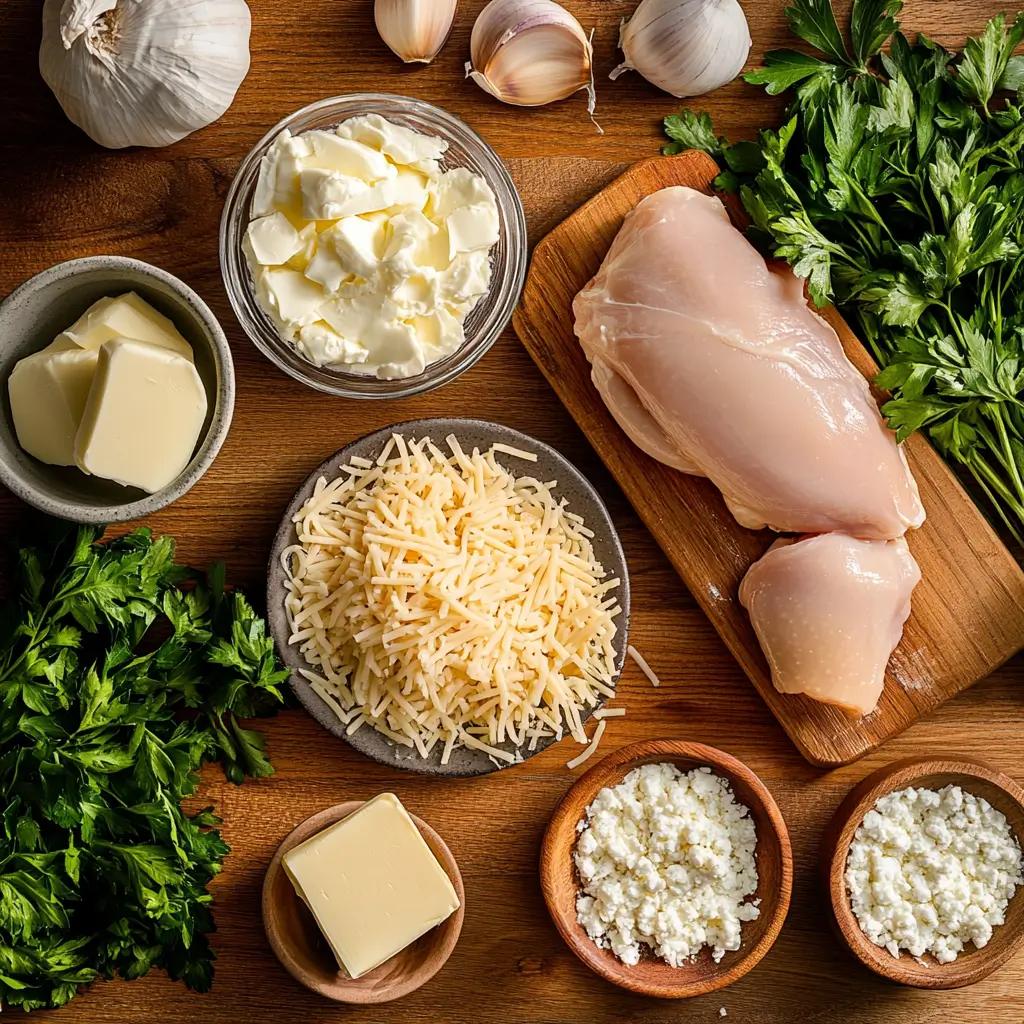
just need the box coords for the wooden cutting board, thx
[513,149,1024,768]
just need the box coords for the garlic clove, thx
[467,0,595,112]
[374,0,458,64]
[611,0,752,99]
[40,0,251,149]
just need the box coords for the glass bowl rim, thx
[218,93,528,400]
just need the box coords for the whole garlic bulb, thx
[611,0,751,99]
[39,0,252,149]
[467,0,595,112]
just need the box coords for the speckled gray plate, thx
[267,418,630,777]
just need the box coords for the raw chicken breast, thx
[738,534,921,715]
[573,186,924,540]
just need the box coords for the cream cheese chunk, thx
[56,292,194,362]
[337,113,447,173]
[246,115,500,379]
[246,211,305,266]
[281,793,460,979]
[8,342,99,466]
[447,203,500,259]
[74,339,208,493]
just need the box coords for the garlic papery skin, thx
[40,0,252,149]
[611,0,751,99]
[466,0,595,112]
[375,0,458,63]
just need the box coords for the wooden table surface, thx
[3,1,1022,1022]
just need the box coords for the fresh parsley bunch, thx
[0,523,288,1011]
[666,0,1024,546]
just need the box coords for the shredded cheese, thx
[627,645,661,687]
[593,707,625,720]
[566,719,607,770]
[283,433,623,765]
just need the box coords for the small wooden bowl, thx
[822,756,1024,989]
[540,739,793,998]
[262,801,465,1003]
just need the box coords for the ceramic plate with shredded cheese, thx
[267,419,630,776]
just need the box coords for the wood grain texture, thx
[513,150,1024,767]
[821,758,1024,989]
[540,739,792,998]
[4,1,1024,1022]
[261,802,465,1003]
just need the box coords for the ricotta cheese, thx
[574,762,760,967]
[845,785,1024,964]
[245,113,500,379]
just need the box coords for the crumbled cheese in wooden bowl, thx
[282,433,622,765]
[574,763,760,966]
[845,784,1024,964]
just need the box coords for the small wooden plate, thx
[822,756,1024,988]
[540,739,792,998]
[262,801,465,1003]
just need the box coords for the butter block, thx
[74,339,208,493]
[9,342,99,466]
[282,793,459,979]
[58,292,194,362]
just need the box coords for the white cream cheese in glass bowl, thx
[220,94,527,399]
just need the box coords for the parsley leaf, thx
[0,524,286,1010]
[956,13,1024,112]
[745,50,835,95]
[663,110,727,159]
[784,0,851,66]
[851,0,903,65]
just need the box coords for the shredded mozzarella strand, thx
[627,644,661,687]
[283,433,623,765]
[566,719,607,770]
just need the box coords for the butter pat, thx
[75,339,208,493]
[8,342,99,466]
[282,793,459,979]
[57,293,194,362]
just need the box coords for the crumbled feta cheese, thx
[845,784,1024,964]
[574,762,760,967]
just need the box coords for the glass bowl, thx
[219,94,527,399]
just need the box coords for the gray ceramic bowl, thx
[267,418,630,777]
[0,257,234,523]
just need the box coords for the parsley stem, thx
[961,449,1024,548]
[991,405,1024,506]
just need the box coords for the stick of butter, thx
[282,793,460,979]
[57,292,195,362]
[8,341,99,467]
[74,339,208,493]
